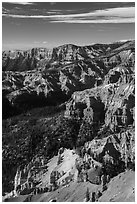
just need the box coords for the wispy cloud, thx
[2,14,48,18]
[47,11,61,14]
[42,41,47,44]
[2,6,135,24]
[51,18,135,24]
[6,2,34,5]
[34,41,47,44]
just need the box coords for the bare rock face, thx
[65,78,134,132]
[2,40,135,200]
[2,48,52,71]
[65,41,135,129]
[3,40,135,119]
[14,167,22,194]
[2,60,104,113]
[51,44,101,63]
[64,40,135,174]
[84,127,134,166]
[3,40,133,72]
[3,40,134,114]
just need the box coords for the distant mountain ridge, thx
[2,40,134,72]
[2,40,135,118]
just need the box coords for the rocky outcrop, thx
[2,40,135,201]
[3,40,133,72]
[84,127,134,165]
[64,40,135,176]
[2,40,134,116]
[65,69,134,132]
[51,44,100,63]
[2,60,104,115]
[2,48,52,72]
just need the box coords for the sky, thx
[2,1,135,50]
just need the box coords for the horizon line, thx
[2,39,135,52]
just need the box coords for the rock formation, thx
[2,40,135,202]
[3,40,135,118]
[2,48,52,71]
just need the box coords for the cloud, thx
[51,18,135,24]
[50,9,63,12]
[2,6,135,24]
[7,2,34,5]
[2,14,48,18]
[34,41,47,44]
[47,11,61,14]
